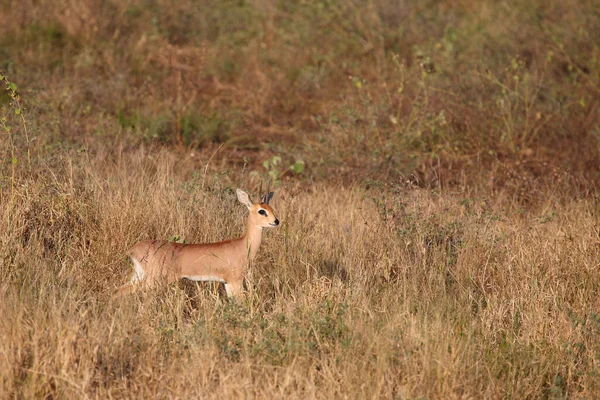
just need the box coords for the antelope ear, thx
[236,189,253,209]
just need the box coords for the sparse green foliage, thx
[259,155,305,186]
[168,234,186,244]
[262,155,282,183]
[290,160,305,174]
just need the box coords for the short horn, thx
[259,181,263,203]
[264,181,274,203]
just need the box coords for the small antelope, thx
[114,188,279,298]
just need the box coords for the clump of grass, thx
[116,108,233,147]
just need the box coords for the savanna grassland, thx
[1,0,600,398]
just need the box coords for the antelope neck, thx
[243,218,263,261]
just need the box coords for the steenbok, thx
[114,188,279,298]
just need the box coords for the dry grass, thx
[2,0,600,398]
[1,149,599,398]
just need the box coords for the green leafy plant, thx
[260,155,305,186]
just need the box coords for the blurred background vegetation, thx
[1,0,598,203]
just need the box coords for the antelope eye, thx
[258,209,267,216]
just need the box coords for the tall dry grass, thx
[1,147,600,398]
[1,0,600,398]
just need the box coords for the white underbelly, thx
[182,275,226,283]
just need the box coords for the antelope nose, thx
[274,218,280,226]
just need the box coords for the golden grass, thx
[2,0,600,397]
[1,148,599,398]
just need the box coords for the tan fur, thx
[114,190,279,298]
